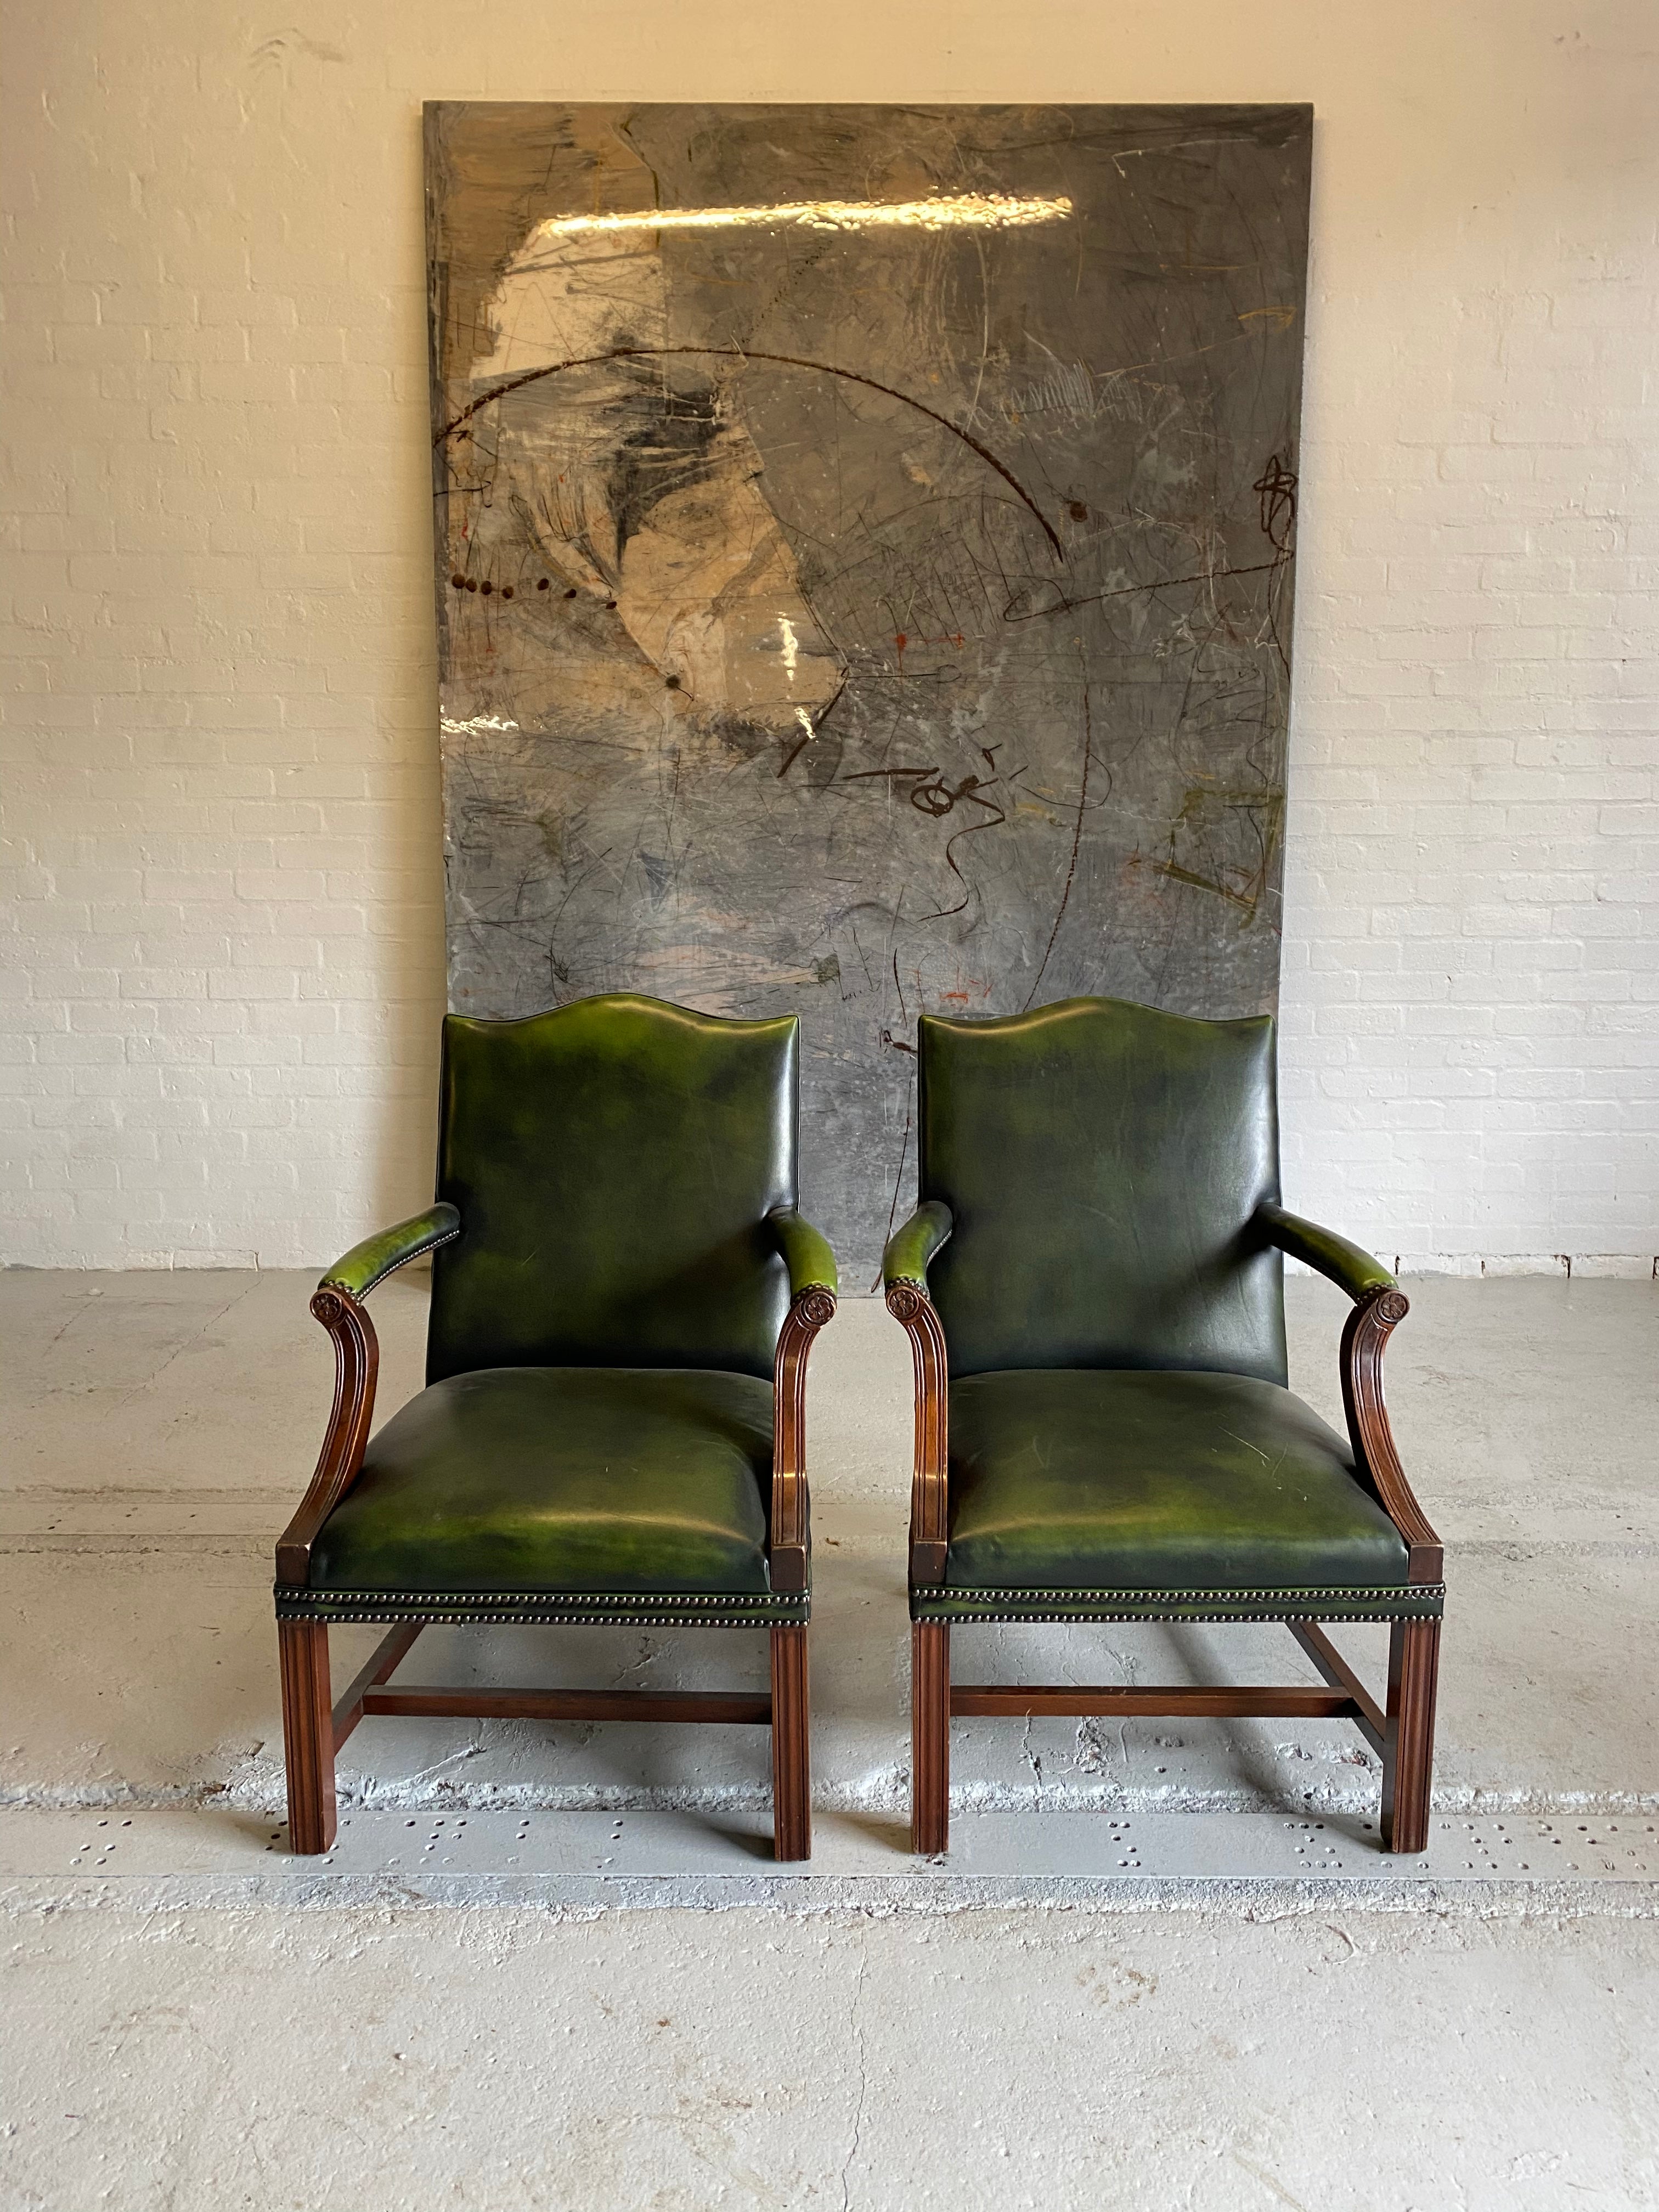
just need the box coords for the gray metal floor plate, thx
[4,1806,1656,1912]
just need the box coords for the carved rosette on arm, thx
[882,1200,954,1587]
[276,1206,462,1586]
[1254,1203,1442,1854]
[1254,1203,1442,1584]
[766,1206,839,1594]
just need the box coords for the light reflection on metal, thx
[530,193,1073,240]
[441,713,520,736]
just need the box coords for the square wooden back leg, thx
[278,1618,336,1854]
[1383,1616,1441,1854]
[911,1621,951,1855]
[770,1624,811,1861]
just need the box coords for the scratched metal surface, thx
[426,103,1311,1278]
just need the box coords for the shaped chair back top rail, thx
[917,996,1286,1383]
[428,993,800,1384]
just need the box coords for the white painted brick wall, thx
[2,3,1656,1269]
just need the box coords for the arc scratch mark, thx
[435,345,1066,562]
[1023,664,1094,1009]
[1006,559,1283,623]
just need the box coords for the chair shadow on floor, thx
[323,1620,781,1837]
[941,1616,1396,1848]
[1160,1621,1392,1850]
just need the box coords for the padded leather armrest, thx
[883,1200,954,1291]
[767,1208,838,1300]
[1256,1204,1395,1304]
[319,1204,461,1301]
[283,1214,460,1583]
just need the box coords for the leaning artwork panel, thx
[425,103,1311,1275]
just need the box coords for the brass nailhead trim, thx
[913,1610,1438,1624]
[916,1583,1446,1602]
[913,1581,1446,1624]
[280,1611,793,1628]
[276,1587,791,1608]
[274,1583,807,1627]
[327,1225,461,1301]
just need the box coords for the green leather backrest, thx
[918,997,1287,1384]
[427,995,798,1385]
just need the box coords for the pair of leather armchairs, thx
[275,993,1441,1863]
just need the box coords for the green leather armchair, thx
[883,997,1442,1857]
[275,994,837,1860]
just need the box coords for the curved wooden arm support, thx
[769,1285,837,1594]
[887,1280,950,1585]
[1341,1285,1442,1583]
[275,1287,380,1583]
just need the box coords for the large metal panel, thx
[426,104,1311,1276]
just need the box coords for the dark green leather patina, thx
[288,994,832,1626]
[918,998,1287,1383]
[943,1369,1408,1591]
[428,996,797,1385]
[896,995,1430,1623]
[883,1200,953,1290]
[1257,1203,1396,1301]
[311,1367,774,1597]
[769,1209,839,1299]
[320,1203,460,1300]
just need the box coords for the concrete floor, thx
[2,1268,1657,2207]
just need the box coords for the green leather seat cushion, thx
[309,1367,775,1596]
[945,1369,1409,1592]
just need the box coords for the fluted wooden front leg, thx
[279,1618,336,1853]
[911,1621,951,1855]
[770,1625,811,1862]
[1382,1616,1441,1854]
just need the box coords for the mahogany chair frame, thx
[889,1268,1442,1857]
[276,1269,834,1862]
